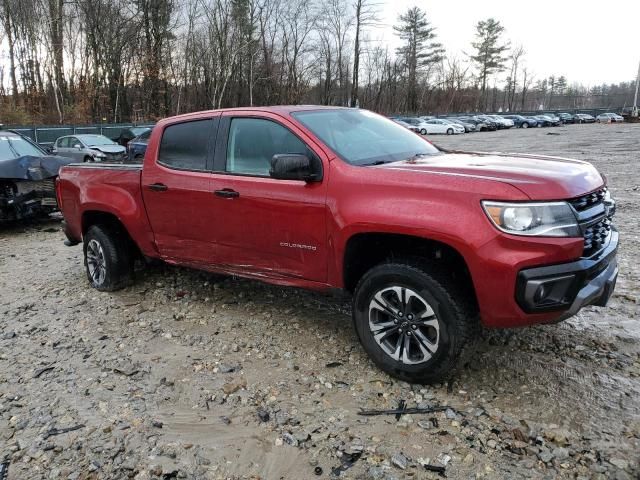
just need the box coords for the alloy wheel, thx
[368,286,440,364]
[86,239,107,286]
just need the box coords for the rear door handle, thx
[214,189,239,199]
[147,183,168,192]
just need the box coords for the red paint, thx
[57,106,606,328]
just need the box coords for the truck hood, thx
[91,145,126,154]
[380,151,604,200]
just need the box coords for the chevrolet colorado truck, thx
[56,107,618,383]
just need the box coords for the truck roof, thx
[160,105,351,123]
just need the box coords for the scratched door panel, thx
[218,175,328,283]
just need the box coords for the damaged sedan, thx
[0,129,73,221]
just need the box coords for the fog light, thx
[533,284,547,303]
[520,273,577,312]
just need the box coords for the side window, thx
[57,137,68,148]
[69,137,80,147]
[226,118,307,176]
[159,119,212,171]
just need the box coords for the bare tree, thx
[349,0,379,107]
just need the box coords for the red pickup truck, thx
[56,106,618,383]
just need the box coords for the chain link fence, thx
[5,123,155,147]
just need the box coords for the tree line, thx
[0,0,636,125]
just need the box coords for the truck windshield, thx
[292,109,440,166]
[0,135,44,160]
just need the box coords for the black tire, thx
[446,128,454,135]
[83,224,134,291]
[352,259,479,384]
[83,155,94,163]
[420,128,427,135]
[521,122,529,129]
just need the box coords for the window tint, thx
[57,137,69,148]
[226,118,307,176]
[70,137,81,147]
[159,119,212,170]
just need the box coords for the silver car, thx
[52,134,126,163]
[596,113,624,123]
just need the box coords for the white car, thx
[596,113,624,123]
[398,117,432,135]
[423,119,465,135]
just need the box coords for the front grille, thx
[583,217,612,257]
[568,187,607,211]
[568,187,615,257]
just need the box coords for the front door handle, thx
[214,189,239,199]
[147,183,168,192]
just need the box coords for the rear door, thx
[141,115,221,265]
[426,120,445,134]
[208,112,329,283]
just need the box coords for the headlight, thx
[482,201,580,237]
[93,151,106,159]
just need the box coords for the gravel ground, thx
[1,123,639,480]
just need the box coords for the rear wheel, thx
[83,224,134,291]
[353,260,478,384]
[522,122,529,129]
[420,128,427,135]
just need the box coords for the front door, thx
[210,112,329,283]
[141,116,221,265]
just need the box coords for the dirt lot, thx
[1,123,639,480]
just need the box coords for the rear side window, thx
[159,119,213,171]
[57,137,69,148]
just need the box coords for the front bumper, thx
[515,230,618,320]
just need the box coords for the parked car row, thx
[391,111,622,136]
[46,127,153,164]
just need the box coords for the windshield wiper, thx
[362,160,392,166]
[404,153,434,162]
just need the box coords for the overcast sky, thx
[373,0,639,86]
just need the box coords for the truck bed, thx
[57,163,158,256]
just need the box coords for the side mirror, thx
[270,154,322,182]
[74,144,82,150]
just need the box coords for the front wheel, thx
[420,128,427,135]
[353,260,478,384]
[522,122,529,129]
[84,224,134,291]
[446,128,453,135]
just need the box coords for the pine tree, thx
[470,18,509,110]
[393,7,444,112]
